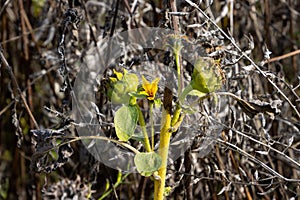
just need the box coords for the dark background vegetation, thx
[0,0,300,199]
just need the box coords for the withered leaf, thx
[12,104,23,148]
[30,129,73,173]
[233,96,281,118]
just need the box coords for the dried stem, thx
[0,46,39,129]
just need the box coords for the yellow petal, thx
[147,96,155,101]
[140,76,160,100]
[152,78,160,85]
[109,77,118,82]
[113,69,123,80]
[151,78,159,93]
[142,76,150,87]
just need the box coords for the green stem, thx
[98,171,130,200]
[174,41,182,97]
[179,84,193,103]
[136,105,152,152]
[150,102,155,150]
[171,103,182,127]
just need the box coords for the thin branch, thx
[0,65,59,116]
[170,0,184,95]
[265,49,300,63]
[209,114,300,169]
[19,0,29,60]
[110,0,120,37]
[0,0,13,19]
[38,134,140,156]
[216,138,300,182]
[0,45,39,129]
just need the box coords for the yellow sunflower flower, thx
[140,76,160,101]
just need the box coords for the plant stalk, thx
[154,108,172,200]
[150,102,155,150]
[136,105,152,152]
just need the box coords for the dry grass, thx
[0,0,300,199]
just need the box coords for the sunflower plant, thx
[108,39,223,200]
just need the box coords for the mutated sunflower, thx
[140,76,160,101]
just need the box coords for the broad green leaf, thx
[114,105,138,141]
[134,152,162,177]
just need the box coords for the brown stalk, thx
[18,0,29,60]
[265,49,300,63]
[214,145,230,200]
[170,0,183,95]
[0,46,39,129]
[21,7,41,54]
[288,0,297,76]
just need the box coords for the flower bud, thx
[191,57,222,93]
[108,69,139,104]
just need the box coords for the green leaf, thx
[188,89,206,98]
[134,152,162,177]
[114,105,138,141]
[128,91,147,99]
[131,132,145,142]
[191,57,222,93]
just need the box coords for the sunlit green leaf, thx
[134,152,162,177]
[114,105,138,141]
